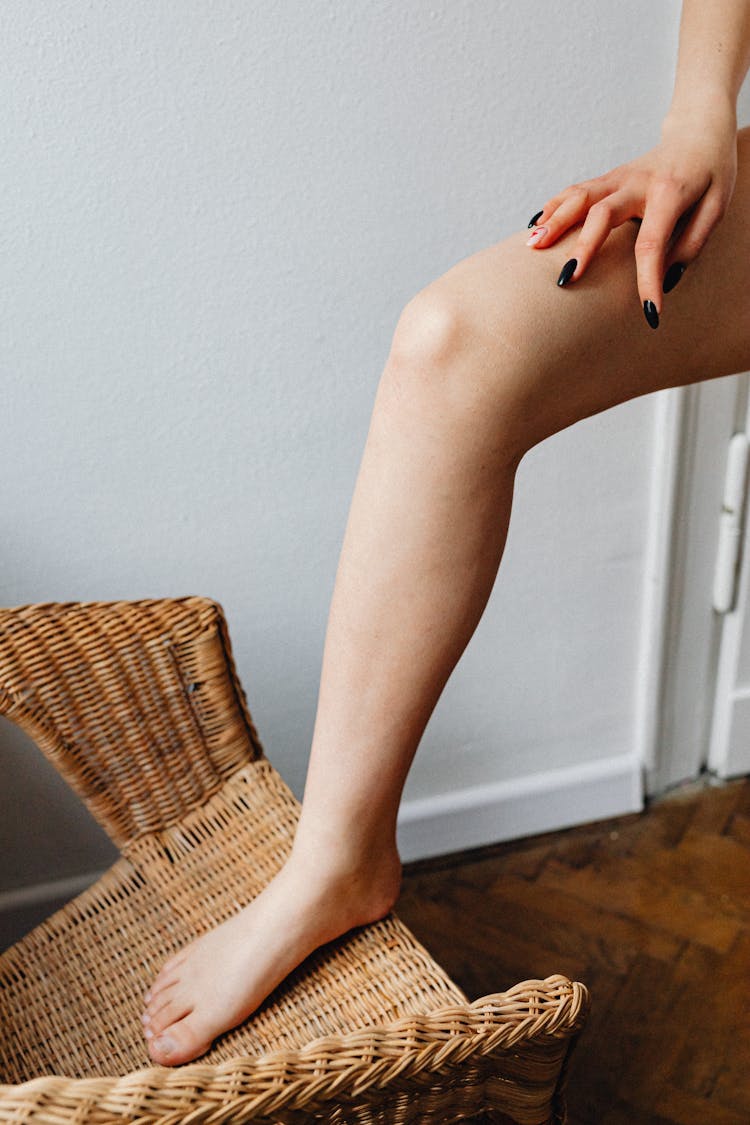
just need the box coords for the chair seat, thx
[1,758,469,1084]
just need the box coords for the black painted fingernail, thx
[662,262,685,294]
[643,299,659,329]
[528,210,544,228]
[557,258,577,287]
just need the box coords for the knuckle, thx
[588,171,609,188]
[706,194,729,224]
[588,198,613,223]
[651,172,689,197]
[680,224,712,258]
[634,236,663,256]
[679,238,705,261]
[558,182,589,206]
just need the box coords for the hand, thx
[525,101,739,327]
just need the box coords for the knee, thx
[383,278,537,464]
[388,289,470,374]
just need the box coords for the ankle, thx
[288,820,403,918]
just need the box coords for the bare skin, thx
[139,124,750,1066]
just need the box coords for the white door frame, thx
[635,371,748,796]
[707,377,750,777]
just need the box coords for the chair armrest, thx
[0,977,590,1125]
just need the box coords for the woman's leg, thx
[142,127,750,1066]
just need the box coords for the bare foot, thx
[140,838,402,1066]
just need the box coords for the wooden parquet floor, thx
[396,774,750,1125]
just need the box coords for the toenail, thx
[144,990,152,1002]
[145,1028,153,1040]
[154,1035,175,1055]
[142,1013,151,1024]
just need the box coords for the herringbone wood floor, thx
[396,774,750,1125]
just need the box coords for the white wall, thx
[1,0,731,925]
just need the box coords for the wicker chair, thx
[0,596,589,1124]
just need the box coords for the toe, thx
[144,963,187,1013]
[145,975,179,1013]
[160,951,187,974]
[148,995,190,1036]
[148,1011,214,1066]
[149,955,186,992]
[142,993,172,1029]
[146,949,186,994]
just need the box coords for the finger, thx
[528,189,571,227]
[663,185,730,291]
[634,183,693,325]
[558,191,638,282]
[533,170,616,225]
[527,180,612,248]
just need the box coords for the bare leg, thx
[141,128,750,1065]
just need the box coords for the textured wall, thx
[0,0,720,889]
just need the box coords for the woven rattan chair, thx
[0,596,589,1124]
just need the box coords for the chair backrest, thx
[0,595,264,848]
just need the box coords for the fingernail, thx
[662,262,685,293]
[153,1035,176,1055]
[526,225,548,246]
[643,299,659,329]
[528,210,544,228]
[557,258,577,287]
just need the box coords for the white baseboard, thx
[0,754,643,925]
[396,752,644,863]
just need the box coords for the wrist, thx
[662,98,737,150]
[665,85,737,132]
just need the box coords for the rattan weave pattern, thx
[0,596,589,1123]
[0,597,263,847]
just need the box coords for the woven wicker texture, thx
[0,596,589,1124]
